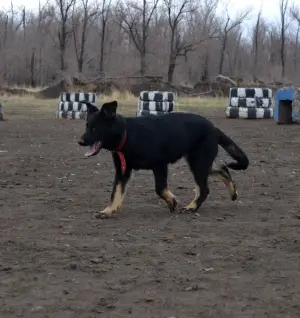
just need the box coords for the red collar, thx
[115,130,127,174]
[116,130,127,151]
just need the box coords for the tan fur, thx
[185,186,200,210]
[96,184,126,218]
[162,189,175,204]
[223,179,236,198]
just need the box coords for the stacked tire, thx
[56,92,97,119]
[226,88,273,119]
[137,91,175,117]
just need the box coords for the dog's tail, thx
[217,128,249,171]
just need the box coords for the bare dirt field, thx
[1,110,300,317]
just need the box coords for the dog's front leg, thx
[153,165,178,212]
[94,168,132,219]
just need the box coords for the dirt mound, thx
[35,76,123,99]
[36,76,76,99]
[95,81,122,94]
[0,86,33,97]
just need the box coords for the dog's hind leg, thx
[183,137,218,213]
[94,168,132,219]
[153,165,178,212]
[209,164,237,201]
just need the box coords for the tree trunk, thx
[281,31,285,78]
[3,15,8,82]
[30,49,36,87]
[167,30,176,83]
[77,19,87,73]
[39,47,43,86]
[253,14,260,80]
[232,32,242,75]
[202,51,209,81]
[280,4,286,78]
[60,46,66,71]
[99,19,106,76]
[219,34,227,74]
[294,25,300,75]
[140,50,146,76]
[78,58,83,73]
[167,54,176,83]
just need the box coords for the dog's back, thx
[126,112,214,142]
[124,112,216,165]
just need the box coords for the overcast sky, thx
[0,0,295,24]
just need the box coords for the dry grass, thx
[0,90,227,120]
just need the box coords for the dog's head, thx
[78,100,126,157]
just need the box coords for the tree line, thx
[0,0,300,87]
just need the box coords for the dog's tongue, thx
[85,141,102,157]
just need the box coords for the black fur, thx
[78,100,249,217]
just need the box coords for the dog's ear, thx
[82,101,99,115]
[100,101,118,118]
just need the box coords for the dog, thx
[78,100,249,218]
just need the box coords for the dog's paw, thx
[168,197,178,213]
[180,206,197,213]
[231,192,238,201]
[180,200,199,213]
[93,207,117,219]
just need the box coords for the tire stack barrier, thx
[225,88,273,119]
[56,92,97,119]
[0,103,3,121]
[137,91,175,117]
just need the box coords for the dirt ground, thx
[1,110,300,318]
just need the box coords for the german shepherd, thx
[78,101,249,218]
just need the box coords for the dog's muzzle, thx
[78,139,86,146]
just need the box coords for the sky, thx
[0,0,297,23]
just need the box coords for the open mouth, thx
[84,141,102,157]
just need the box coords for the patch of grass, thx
[0,90,227,120]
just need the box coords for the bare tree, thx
[15,7,26,39]
[2,0,300,86]
[290,5,300,75]
[280,0,289,78]
[98,0,113,76]
[0,14,9,82]
[293,24,300,73]
[72,0,98,73]
[228,31,242,76]
[218,3,251,74]
[119,0,159,75]
[164,0,218,83]
[252,10,261,80]
[54,0,77,71]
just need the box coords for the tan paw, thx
[93,207,116,219]
[181,201,198,213]
[167,197,178,213]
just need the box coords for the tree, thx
[218,3,251,74]
[280,0,289,78]
[72,0,98,73]
[54,0,77,71]
[252,10,261,80]
[119,0,159,75]
[98,0,113,76]
[290,5,300,75]
[163,0,218,83]
[163,0,195,83]
[228,31,242,76]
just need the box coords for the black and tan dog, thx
[78,100,249,218]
